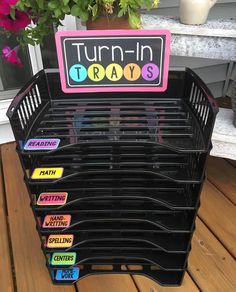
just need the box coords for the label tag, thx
[24,139,60,150]
[31,168,64,179]
[51,252,76,266]
[43,215,71,228]
[47,234,74,248]
[37,192,68,206]
[55,268,80,281]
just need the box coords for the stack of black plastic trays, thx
[7,68,218,286]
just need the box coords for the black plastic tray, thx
[29,173,202,211]
[48,265,185,286]
[7,68,217,154]
[38,228,191,252]
[46,249,188,270]
[6,67,217,286]
[23,143,206,183]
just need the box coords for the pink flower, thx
[2,46,23,67]
[0,0,18,15]
[0,10,30,32]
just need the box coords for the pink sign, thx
[24,139,60,150]
[37,192,68,206]
[55,30,171,93]
[42,215,71,228]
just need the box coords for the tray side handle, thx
[184,68,218,150]
[6,70,49,143]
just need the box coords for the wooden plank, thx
[1,144,76,292]
[227,158,236,168]
[207,156,236,204]
[77,274,138,292]
[188,218,236,292]
[198,180,236,258]
[0,148,14,292]
[131,273,199,292]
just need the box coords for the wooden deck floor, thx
[0,143,235,292]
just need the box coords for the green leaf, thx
[24,36,36,46]
[92,4,98,17]
[63,0,70,5]
[71,3,88,20]
[54,8,62,18]
[48,1,57,10]
[128,10,141,28]
[62,5,70,13]
[10,9,16,20]
[79,10,89,21]
[38,15,48,23]
[71,4,81,16]
[118,9,125,17]
[145,0,152,9]
[16,1,25,10]
[36,0,44,9]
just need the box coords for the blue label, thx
[55,268,80,281]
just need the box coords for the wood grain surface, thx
[207,156,236,205]
[1,144,76,292]
[1,143,236,292]
[0,149,14,292]
[188,218,236,292]
[199,181,236,258]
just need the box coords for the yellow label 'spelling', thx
[47,234,74,248]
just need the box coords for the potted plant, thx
[0,0,159,66]
[85,0,160,30]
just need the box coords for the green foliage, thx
[4,0,159,47]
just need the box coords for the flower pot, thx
[179,0,217,25]
[86,15,132,30]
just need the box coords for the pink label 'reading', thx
[24,139,60,150]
